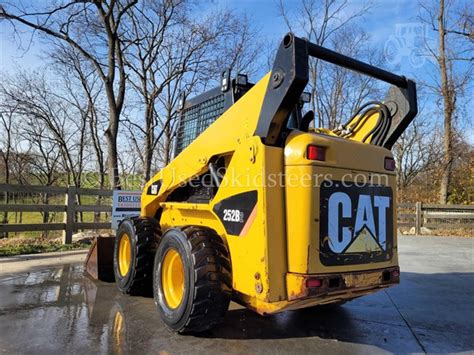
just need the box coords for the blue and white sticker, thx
[320,180,393,266]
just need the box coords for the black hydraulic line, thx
[306,42,408,88]
[337,101,392,146]
[338,101,384,135]
[377,105,392,144]
[361,103,391,145]
[361,108,383,143]
[376,104,391,144]
[349,107,377,138]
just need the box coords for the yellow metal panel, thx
[238,269,397,315]
[157,136,287,304]
[285,164,314,274]
[159,205,219,232]
[211,137,268,300]
[140,73,271,217]
[285,130,396,174]
[159,202,210,211]
[284,131,398,275]
[261,145,288,302]
[286,273,306,301]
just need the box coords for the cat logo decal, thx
[320,180,394,266]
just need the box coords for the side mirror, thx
[300,92,311,104]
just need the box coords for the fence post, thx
[415,202,422,235]
[0,190,7,239]
[62,186,76,244]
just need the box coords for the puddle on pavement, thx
[0,264,163,353]
[0,263,445,353]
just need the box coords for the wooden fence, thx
[397,202,474,234]
[0,184,473,243]
[0,184,112,243]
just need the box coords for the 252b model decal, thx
[213,191,258,236]
[222,209,244,223]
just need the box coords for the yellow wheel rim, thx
[162,248,185,309]
[118,233,132,277]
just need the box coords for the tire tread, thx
[116,217,161,295]
[179,226,231,333]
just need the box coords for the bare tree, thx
[149,10,262,169]
[313,26,384,129]
[393,116,441,197]
[123,0,193,179]
[419,0,473,203]
[0,70,89,222]
[448,134,474,204]
[1,0,139,189]
[277,0,380,129]
[59,52,110,222]
[1,71,86,186]
[0,105,17,237]
[201,13,262,82]
[124,3,263,179]
[50,44,107,190]
[0,106,16,186]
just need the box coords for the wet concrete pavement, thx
[0,236,473,354]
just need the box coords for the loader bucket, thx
[84,236,115,282]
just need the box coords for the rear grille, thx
[175,94,225,154]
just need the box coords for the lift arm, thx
[255,33,417,149]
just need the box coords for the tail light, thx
[384,157,396,171]
[306,278,323,288]
[307,145,326,161]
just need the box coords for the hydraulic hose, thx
[335,101,392,146]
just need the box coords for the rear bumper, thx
[286,266,400,301]
[233,266,400,315]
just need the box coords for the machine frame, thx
[97,33,418,333]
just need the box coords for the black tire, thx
[153,226,232,333]
[114,217,161,295]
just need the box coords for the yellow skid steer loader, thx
[87,33,417,333]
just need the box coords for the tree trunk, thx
[42,192,50,225]
[144,104,154,181]
[105,108,121,190]
[1,130,11,238]
[164,106,174,166]
[106,133,121,190]
[437,0,454,204]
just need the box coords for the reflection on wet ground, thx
[0,236,473,354]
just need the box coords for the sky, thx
[0,0,429,77]
[217,0,443,77]
[0,0,472,140]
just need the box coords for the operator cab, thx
[174,71,255,156]
[175,72,315,157]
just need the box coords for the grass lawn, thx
[3,193,112,238]
[1,195,111,255]
[0,179,137,255]
[0,237,90,256]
